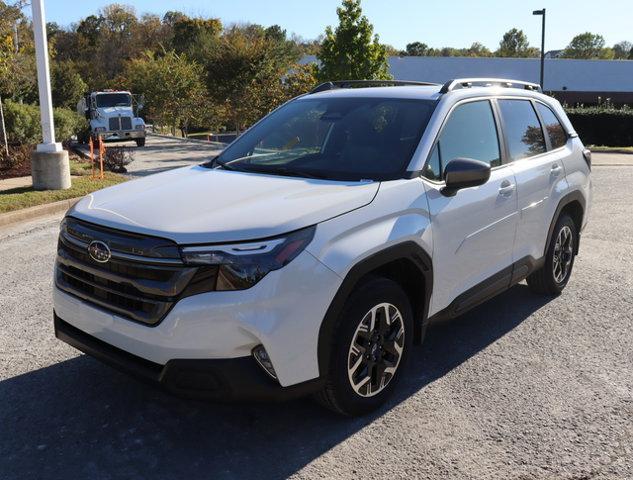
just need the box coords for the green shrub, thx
[3,101,41,145]
[565,105,633,147]
[3,100,87,145]
[53,107,87,143]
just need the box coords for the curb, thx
[590,149,633,155]
[592,163,633,167]
[147,132,227,148]
[0,197,82,228]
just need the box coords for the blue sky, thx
[40,0,633,51]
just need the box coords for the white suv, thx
[53,78,592,416]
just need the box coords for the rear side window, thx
[536,103,567,149]
[424,100,500,180]
[498,99,546,160]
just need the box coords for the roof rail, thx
[310,80,440,94]
[439,78,542,94]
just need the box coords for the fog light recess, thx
[252,345,277,380]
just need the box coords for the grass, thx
[0,171,127,214]
[588,145,633,153]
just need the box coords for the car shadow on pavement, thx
[0,284,551,480]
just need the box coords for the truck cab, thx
[77,90,146,147]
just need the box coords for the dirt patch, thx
[0,145,85,180]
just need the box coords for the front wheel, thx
[315,277,413,416]
[135,138,146,147]
[527,214,577,294]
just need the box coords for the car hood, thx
[70,165,379,244]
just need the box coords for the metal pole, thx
[31,0,61,153]
[0,93,8,157]
[540,9,546,90]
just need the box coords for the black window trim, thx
[420,97,508,184]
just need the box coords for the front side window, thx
[424,100,500,180]
[215,97,437,181]
[498,99,546,160]
[536,103,567,149]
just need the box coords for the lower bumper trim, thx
[54,313,324,402]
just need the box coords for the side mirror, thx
[441,158,491,197]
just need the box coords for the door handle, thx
[498,181,515,196]
[551,164,562,176]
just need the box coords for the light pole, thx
[30,0,70,190]
[533,8,546,90]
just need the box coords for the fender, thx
[544,190,586,256]
[317,241,433,376]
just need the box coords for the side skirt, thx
[429,255,544,322]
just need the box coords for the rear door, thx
[423,99,519,315]
[498,99,570,264]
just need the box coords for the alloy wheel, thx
[553,225,574,284]
[347,303,405,398]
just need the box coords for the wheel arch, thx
[317,242,433,376]
[546,191,586,256]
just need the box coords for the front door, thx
[422,99,519,315]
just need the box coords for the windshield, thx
[215,97,437,181]
[96,93,132,108]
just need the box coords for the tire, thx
[135,138,146,147]
[527,213,577,295]
[314,276,414,416]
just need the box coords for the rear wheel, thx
[315,277,413,416]
[527,214,577,294]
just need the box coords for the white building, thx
[301,55,633,105]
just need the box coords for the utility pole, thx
[30,0,70,190]
[533,8,546,90]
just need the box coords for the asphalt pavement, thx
[0,165,632,480]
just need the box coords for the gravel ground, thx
[1,167,632,480]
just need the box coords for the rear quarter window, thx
[536,103,568,149]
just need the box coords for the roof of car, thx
[302,85,443,101]
[300,84,549,103]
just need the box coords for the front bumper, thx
[53,249,342,387]
[55,314,324,401]
[101,130,145,141]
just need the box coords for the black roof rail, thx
[310,80,440,94]
[439,78,542,94]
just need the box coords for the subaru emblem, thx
[88,240,111,263]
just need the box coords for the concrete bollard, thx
[31,150,71,190]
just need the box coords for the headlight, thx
[135,124,145,130]
[180,226,315,290]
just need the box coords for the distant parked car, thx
[54,78,591,416]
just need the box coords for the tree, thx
[171,17,222,61]
[284,63,318,98]
[204,25,296,132]
[51,61,88,109]
[122,51,208,135]
[613,41,632,59]
[562,32,607,59]
[496,28,539,57]
[316,0,391,81]
[0,2,37,102]
[464,42,492,57]
[405,42,430,56]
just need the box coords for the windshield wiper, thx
[238,165,331,179]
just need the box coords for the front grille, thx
[55,217,217,325]
[108,116,133,131]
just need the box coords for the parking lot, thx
[0,162,632,479]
